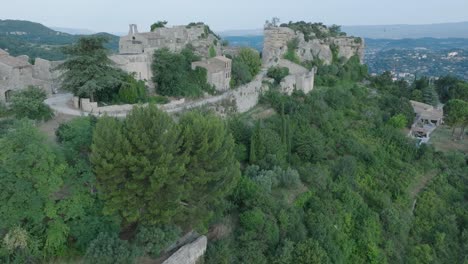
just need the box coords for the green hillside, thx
[0,19,119,61]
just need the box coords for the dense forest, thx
[0,33,467,264]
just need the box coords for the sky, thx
[1,0,468,33]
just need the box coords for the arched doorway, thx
[4,90,13,102]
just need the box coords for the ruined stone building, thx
[409,100,444,141]
[111,24,223,90]
[119,24,221,57]
[276,59,315,95]
[0,48,59,102]
[192,56,232,92]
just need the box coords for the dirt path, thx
[409,170,438,213]
[38,113,75,143]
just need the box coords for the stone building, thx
[277,59,315,95]
[111,24,223,88]
[0,48,59,102]
[119,24,221,57]
[192,56,232,92]
[409,100,444,142]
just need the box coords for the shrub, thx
[134,225,181,258]
[284,38,301,64]
[10,86,53,121]
[237,48,261,77]
[0,101,9,117]
[116,77,147,104]
[388,114,408,129]
[84,233,140,264]
[150,21,167,31]
[231,58,253,87]
[276,167,301,189]
[267,66,290,84]
[209,45,217,58]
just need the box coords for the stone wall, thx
[0,49,60,102]
[110,53,153,89]
[162,236,207,264]
[263,26,365,67]
[230,72,266,113]
[277,59,315,95]
[119,24,222,58]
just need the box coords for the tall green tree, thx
[56,36,123,102]
[151,47,211,97]
[91,105,186,226]
[179,112,240,229]
[237,48,262,77]
[443,99,468,139]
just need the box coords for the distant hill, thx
[342,21,468,39]
[0,19,119,61]
[219,28,263,37]
[220,21,468,39]
[223,35,264,51]
[51,27,95,35]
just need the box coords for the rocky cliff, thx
[263,26,365,67]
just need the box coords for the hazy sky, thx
[1,0,468,33]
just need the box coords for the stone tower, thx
[128,24,138,36]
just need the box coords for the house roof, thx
[410,100,443,120]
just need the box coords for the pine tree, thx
[249,121,262,164]
[179,112,240,229]
[91,105,187,226]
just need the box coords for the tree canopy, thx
[91,106,240,229]
[56,36,124,102]
[151,47,214,97]
[10,86,53,121]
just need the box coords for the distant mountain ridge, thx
[341,21,468,39]
[220,21,468,39]
[51,27,96,35]
[0,19,119,61]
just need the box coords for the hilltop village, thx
[1,18,467,264]
[1,20,365,116]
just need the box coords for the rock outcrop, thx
[263,26,365,67]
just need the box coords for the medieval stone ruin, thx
[0,48,60,102]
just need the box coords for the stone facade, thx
[112,24,223,88]
[192,56,232,92]
[263,26,365,67]
[277,59,315,95]
[0,48,59,102]
[109,53,153,91]
[409,100,444,142]
[119,24,221,58]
